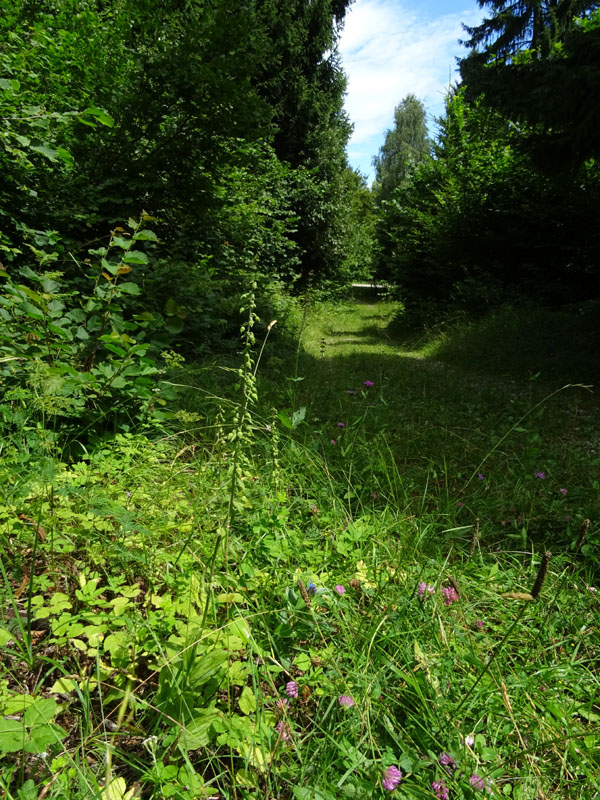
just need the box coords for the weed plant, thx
[0,299,598,799]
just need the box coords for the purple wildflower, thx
[276,720,291,742]
[125,491,131,499]
[442,586,459,606]
[331,439,337,446]
[432,780,450,800]
[363,380,375,388]
[474,620,484,631]
[418,581,435,599]
[588,586,596,593]
[559,488,568,495]
[334,584,346,595]
[285,681,299,698]
[371,491,378,499]
[464,734,475,747]
[308,581,317,596]
[336,422,346,428]
[381,765,402,791]
[456,501,464,507]
[275,698,288,714]
[477,473,485,480]
[439,752,458,772]
[534,471,546,479]
[469,774,492,792]
[338,694,354,708]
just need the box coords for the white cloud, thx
[338,0,482,178]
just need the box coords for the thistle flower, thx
[336,422,346,428]
[338,694,354,708]
[381,765,402,791]
[363,380,374,388]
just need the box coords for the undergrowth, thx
[0,298,598,800]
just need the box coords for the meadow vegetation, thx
[1,292,598,799]
[1,2,600,797]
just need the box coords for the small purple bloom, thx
[371,491,378,499]
[346,389,357,395]
[442,586,459,606]
[338,694,354,708]
[418,581,435,599]
[331,439,337,446]
[276,720,291,742]
[588,586,597,593]
[363,380,374,388]
[432,780,450,800]
[308,581,317,596]
[336,422,346,428]
[464,734,475,747]
[534,471,546,479]
[334,584,346,595]
[439,752,458,772]
[559,488,568,495]
[474,620,484,631]
[125,491,131,499]
[275,698,288,714]
[469,774,492,792]
[456,501,464,507]
[477,473,485,480]
[381,765,402,791]
[285,681,299,698]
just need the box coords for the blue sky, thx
[338,0,484,181]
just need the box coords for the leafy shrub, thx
[0,215,178,449]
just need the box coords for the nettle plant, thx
[0,215,178,446]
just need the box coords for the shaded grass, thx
[0,298,598,798]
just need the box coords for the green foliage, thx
[1,297,599,797]
[373,94,432,204]
[461,7,600,166]
[377,89,600,311]
[0,216,177,447]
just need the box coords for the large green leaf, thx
[0,718,25,754]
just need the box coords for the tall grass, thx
[0,299,598,799]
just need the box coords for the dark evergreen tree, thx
[461,0,595,60]
[460,3,600,165]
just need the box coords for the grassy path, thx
[1,296,598,799]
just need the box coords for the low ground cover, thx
[0,299,598,799]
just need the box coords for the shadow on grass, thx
[381,302,600,388]
[428,304,600,388]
